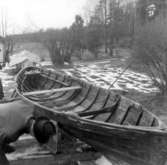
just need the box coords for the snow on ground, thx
[63,60,158,94]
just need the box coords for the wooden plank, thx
[41,73,69,87]
[51,82,82,106]
[151,118,159,127]
[139,110,154,127]
[80,86,100,110]
[92,96,120,122]
[79,106,120,117]
[54,83,91,108]
[88,90,110,112]
[71,84,92,108]
[25,70,69,87]
[82,87,101,111]
[23,86,81,96]
[107,97,131,124]
[65,85,92,112]
[122,105,142,126]
[93,113,111,122]
[45,79,73,100]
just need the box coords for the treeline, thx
[9,0,138,65]
[7,0,167,95]
[8,0,166,65]
[44,0,135,65]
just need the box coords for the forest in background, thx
[4,0,167,96]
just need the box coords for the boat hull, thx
[60,116,167,165]
[15,66,167,165]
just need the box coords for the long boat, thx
[15,66,167,165]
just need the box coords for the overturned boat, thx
[15,66,167,165]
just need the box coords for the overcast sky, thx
[0,0,98,34]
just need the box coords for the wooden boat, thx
[15,66,167,165]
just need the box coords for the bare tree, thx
[70,15,85,60]
[0,9,14,64]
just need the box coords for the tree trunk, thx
[49,47,64,66]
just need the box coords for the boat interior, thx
[16,67,160,128]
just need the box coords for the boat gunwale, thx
[15,88,167,135]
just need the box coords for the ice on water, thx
[63,61,158,94]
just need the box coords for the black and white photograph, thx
[0,0,166,165]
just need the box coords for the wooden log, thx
[79,99,120,117]
[23,86,81,96]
